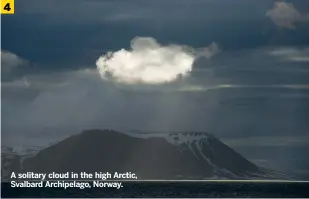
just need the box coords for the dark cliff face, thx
[22,129,261,180]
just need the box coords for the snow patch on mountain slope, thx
[127,131,241,178]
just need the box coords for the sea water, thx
[2,182,309,198]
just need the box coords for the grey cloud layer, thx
[1,51,26,74]
[1,50,30,82]
[266,1,309,29]
[268,47,309,62]
[3,0,309,73]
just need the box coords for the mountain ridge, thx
[21,129,264,180]
[1,129,296,180]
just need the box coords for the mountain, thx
[17,129,268,180]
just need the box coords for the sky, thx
[1,0,309,175]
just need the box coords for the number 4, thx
[4,3,11,11]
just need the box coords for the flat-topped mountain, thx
[19,129,265,180]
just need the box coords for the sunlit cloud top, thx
[96,37,219,85]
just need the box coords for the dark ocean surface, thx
[2,181,309,198]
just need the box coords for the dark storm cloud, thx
[2,0,309,139]
[2,0,309,74]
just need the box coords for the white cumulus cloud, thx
[96,37,219,84]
